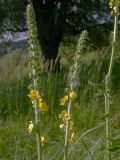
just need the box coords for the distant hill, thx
[0,39,28,56]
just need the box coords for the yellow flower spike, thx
[69,91,77,100]
[39,102,48,112]
[28,121,33,133]
[73,103,80,109]
[59,110,71,123]
[70,132,77,144]
[41,136,49,144]
[28,89,40,101]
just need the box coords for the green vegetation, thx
[0,41,120,159]
[0,0,110,69]
[0,1,120,160]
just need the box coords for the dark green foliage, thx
[0,0,27,32]
[0,0,112,65]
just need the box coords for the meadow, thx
[0,3,120,160]
[0,40,120,160]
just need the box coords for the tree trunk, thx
[38,32,62,72]
[32,1,64,72]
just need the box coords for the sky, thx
[0,31,27,43]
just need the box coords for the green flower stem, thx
[64,100,72,160]
[27,4,42,160]
[64,79,74,160]
[33,80,42,160]
[64,78,75,160]
[104,90,111,160]
[34,101,42,160]
[63,31,87,160]
[105,6,118,160]
[31,27,42,160]
[108,7,118,77]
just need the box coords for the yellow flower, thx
[70,132,77,144]
[73,103,80,109]
[69,91,77,100]
[41,136,49,144]
[28,89,40,101]
[59,95,68,106]
[64,95,68,101]
[28,121,33,133]
[60,98,66,106]
[59,110,71,123]
[39,102,48,112]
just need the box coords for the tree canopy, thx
[0,0,110,33]
[0,0,112,71]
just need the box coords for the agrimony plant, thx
[27,4,42,160]
[59,31,88,160]
[104,1,120,159]
[27,4,48,160]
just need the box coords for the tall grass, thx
[0,23,120,160]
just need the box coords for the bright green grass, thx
[0,51,120,159]
[0,103,120,160]
[0,75,120,160]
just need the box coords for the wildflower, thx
[59,110,71,123]
[59,95,68,106]
[73,103,80,109]
[39,102,48,112]
[28,121,33,133]
[60,123,65,129]
[28,89,40,101]
[69,91,77,100]
[60,98,66,106]
[70,132,77,144]
[64,95,69,101]
[41,136,49,144]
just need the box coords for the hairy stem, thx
[64,100,72,160]
[105,6,118,160]
[104,90,111,160]
[32,62,42,160]
[34,100,42,160]
[108,7,118,77]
